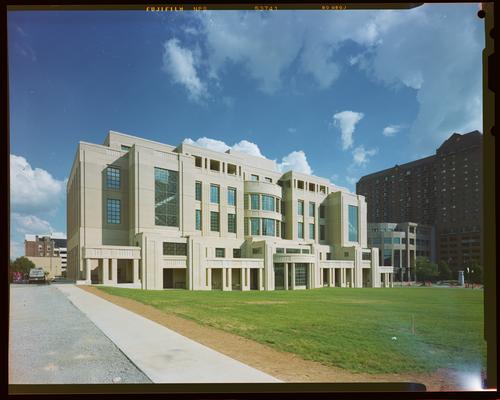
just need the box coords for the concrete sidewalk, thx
[56,285,280,383]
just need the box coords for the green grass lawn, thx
[96,286,485,374]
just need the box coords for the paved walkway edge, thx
[57,285,281,383]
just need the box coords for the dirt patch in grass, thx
[80,285,464,391]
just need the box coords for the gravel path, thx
[9,284,151,384]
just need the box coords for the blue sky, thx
[8,5,484,257]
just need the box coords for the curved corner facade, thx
[66,130,394,290]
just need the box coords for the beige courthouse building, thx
[67,131,394,290]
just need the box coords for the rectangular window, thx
[154,168,179,226]
[121,145,131,151]
[286,248,301,254]
[410,238,415,245]
[393,237,401,244]
[295,264,307,286]
[262,195,275,211]
[384,249,392,266]
[210,184,220,203]
[262,218,275,236]
[250,174,259,181]
[309,202,315,217]
[250,194,260,210]
[194,156,202,167]
[195,181,202,201]
[264,177,272,183]
[106,166,120,190]
[320,225,326,240]
[228,213,236,233]
[250,218,260,235]
[298,200,304,216]
[326,252,332,260]
[215,248,225,258]
[384,237,392,244]
[233,248,241,258]
[227,187,236,206]
[276,248,285,254]
[298,222,304,239]
[348,205,359,242]
[107,199,121,224]
[163,242,187,256]
[210,211,220,231]
[309,223,315,239]
[195,209,201,230]
[319,205,325,218]
[227,163,237,175]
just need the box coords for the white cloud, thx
[162,38,207,102]
[231,140,265,158]
[180,6,482,154]
[183,136,313,174]
[352,146,378,166]
[183,137,265,158]
[10,154,66,214]
[382,125,403,137]
[353,5,483,151]
[11,212,54,235]
[277,151,313,175]
[183,137,230,153]
[332,111,364,150]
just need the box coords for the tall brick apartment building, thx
[356,131,482,270]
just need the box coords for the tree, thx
[10,257,35,275]
[437,260,452,281]
[416,256,439,282]
[466,260,483,284]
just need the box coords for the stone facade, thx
[67,130,394,290]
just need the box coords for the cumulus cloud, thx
[352,146,378,167]
[382,125,404,137]
[162,38,207,101]
[183,136,313,174]
[231,140,265,158]
[11,212,54,235]
[178,6,482,153]
[277,151,313,175]
[332,111,364,150]
[183,137,265,158]
[10,154,66,214]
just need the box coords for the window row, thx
[195,211,237,233]
[244,193,280,212]
[195,182,237,206]
[244,217,281,237]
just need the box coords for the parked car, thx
[28,268,47,284]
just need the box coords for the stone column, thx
[111,259,118,284]
[291,263,296,290]
[330,268,334,287]
[85,258,91,282]
[227,268,232,291]
[284,263,289,290]
[350,269,354,288]
[207,268,212,290]
[342,268,346,287]
[133,259,139,284]
[222,268,227,290]
[246,268,251,290]
[102,258,109,284]
[258,268,263,290]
